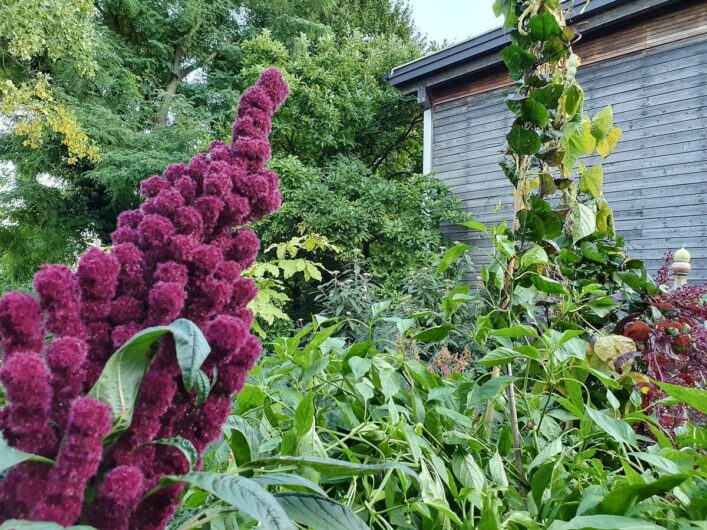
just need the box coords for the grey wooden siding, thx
[432,38,707,283]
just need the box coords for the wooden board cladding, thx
[430,38,707,284]
[432,2,707,104]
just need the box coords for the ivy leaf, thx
[591,105,614,140]
[521,98,549,127]
[580,164,603,199]
[501,44,535,81]
[507,126,541,155]
[571,203,596,243]
[528,13,563,41]
[596,127,622,158]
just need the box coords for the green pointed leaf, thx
[531,273,567,294]
[585,406,637,446]
[554,515,667,530]
[521,245,549,268]
[242,456,418,480]
[295,393,315,437]
[580,164,603,199]
[591,105,614,140]
[597,474,688,515]
[275,493,368,530]
[507,126,541,155]
[414,324,451,343]
[251,473,327,497]
[459,220,487,233]
[452,452,485,489]
[562,84,584,119]
[172,318,211,391]
[490,325,538,338]
[437,243,471,274]
[0,437,52,475]
[654,381,707,414]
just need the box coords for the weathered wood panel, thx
[431,38,707,283]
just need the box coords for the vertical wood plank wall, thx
[431,37,707,283]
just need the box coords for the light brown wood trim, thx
[432,3,707,106]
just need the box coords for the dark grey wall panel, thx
[431,39,707,284]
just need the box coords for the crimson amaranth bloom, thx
[0,68,288,529]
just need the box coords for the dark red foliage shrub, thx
[0,68,288,529]
[622,283,707,432]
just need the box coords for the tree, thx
[0,0,437,290]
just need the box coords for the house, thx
[388,0,706,283]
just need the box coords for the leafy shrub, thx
[0,68,288,528]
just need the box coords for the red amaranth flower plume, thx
[0,68,289,529]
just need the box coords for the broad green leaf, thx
[348,356,372,381]
[507,126,541,155]
[475,375,518,401]
[571,203,597,243]
[460,220,487,233]
[452,452,485,489]
[530,84,563,109]
[531,273,566,294]
[427,386,457,402]
[654,381,707,414]
[479,347,523,367]
[437,243,471,274]
[551,515,667,530]
[501,44,535,80]
[580,164,603,199]
[521,245,549,268]
[585,406,637,446]
[275,493,367,530]
[591,106,614,140]
[490,324,538,338]
[522,98,549,127]
[251,473,327,497]
[488,451,509,489]
[243,456,418,480]
[171,318,211,391]
[414,324,451,343]
[371,300,391,317]
[562,83,584,119]
[377,368,400,400]
[528,438,562,470]
[295,394,315,437]
[0,437,52,474]
[562,120,596,169]
[89,324,172,432]
[531,462,555,509]
[151,437,198,471]
[528,13,563,40]
[175,472,295,529]
[597,474,689,515]
[596,127,622,158]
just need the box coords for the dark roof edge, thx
[388,0,674,90]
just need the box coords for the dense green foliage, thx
[0,0,453,291]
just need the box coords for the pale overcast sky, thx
[409,0,501,45]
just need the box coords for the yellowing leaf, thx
[580,164,603,199]
[594,335,637,363]
[596,126,622,158]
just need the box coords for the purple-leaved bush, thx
[0,68,288,529]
